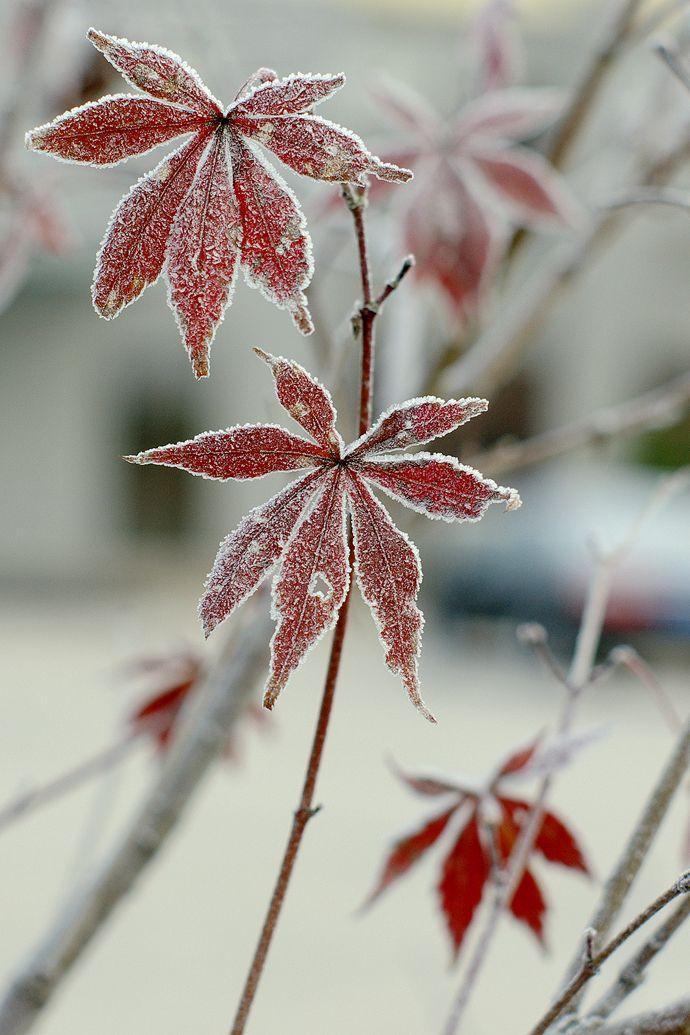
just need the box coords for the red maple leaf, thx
[125,350,520,721]
[371,74,580,320]
[367,739,590,955]
[25,28,411,378]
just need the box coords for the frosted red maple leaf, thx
[372,76,579,320]
[367,739,590,954]
[125,350,520,720]
[25,28,411,378]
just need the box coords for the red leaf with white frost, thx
[235,73,345,116]
[439,816,490,954]
[453,88,562,142]
[130,352,519,716]
[235,111,411,185]
[93,129,213,319]
[27,29,411,374]
[86,28,221,115]
[470,147,580,227]
[230,135,314,334]
[347,473,430,721]
[255,349,342,453]
[367,807,456,902]
[199,470,324,637]
[126,424,327,479]
[26,96,206,166]
[166,134,241,377]
[358,455,518,522]
[349,397,488,457]
[265,470,349,709]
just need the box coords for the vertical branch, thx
[230,185,411,1035]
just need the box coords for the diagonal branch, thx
[588,893,690,1022]
[527,872,690,1035]
[467,371,690,477]
[0,609,270,1035]
[587,996,690,1034]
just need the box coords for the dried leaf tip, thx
[498,485,522,511]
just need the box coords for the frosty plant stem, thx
[230,184,410,1035]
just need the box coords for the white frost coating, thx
[90,132,211,321]
[25,94,202,169]
[124,420,326,481]
[345,395,489,457]
[196,469,323,634]
[265,469,351,706]
[253,348,345,453]
[235,136,314,327]
[87,27,223,113]
[308,572,334,601]
[239,108,412,185]
[361,451,521,523]
[228,71,346,117]
[345,474,434,723]
[163,130,240,376]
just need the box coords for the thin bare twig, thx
[0,609,270,1035]
[0,737,136,833]
[546,0,645,170]
[527,873,690,1035]
[467,372,690,478]
[229,187,413,1035]
[588,893,690,1022]
[555,715,690,1028]
[656,38,690,94]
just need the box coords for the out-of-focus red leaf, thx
[439,815,490,955]
[502,798,590,875]
[473,0,523,93]
[497,737,541,777]
[367,806,457,902]
[470,147,580,227]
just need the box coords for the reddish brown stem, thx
[229,185,384,1034]
[229,591,352,1035]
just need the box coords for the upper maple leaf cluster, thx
[126,350,520,721]
[371,72,580,319]
[367,738,590,954]
[25,29,411,378]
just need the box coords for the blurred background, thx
[1,0,689,1032]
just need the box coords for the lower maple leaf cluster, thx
[367,739,590,955]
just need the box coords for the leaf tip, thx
[499,486,522,511]
[291,302,314,336]
[192,352,210,379]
